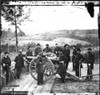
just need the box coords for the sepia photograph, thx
[0,1,100,95]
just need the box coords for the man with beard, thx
[43,44,52,53]
[34,43,42,56]
[54,43,62,57]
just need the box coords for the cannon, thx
[24,53,58,82]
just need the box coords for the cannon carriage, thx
[24,52,59,82]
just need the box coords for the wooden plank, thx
[66,71,81,81]
[41,76,55,93]
[34,85,44,93]
[27,81,37,91]
[15,75,32,91]
[21,79,35,91]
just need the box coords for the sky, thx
[1,6,99,35]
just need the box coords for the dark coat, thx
[56,63,66,77]
[26,50,33,62]
[54,47,62,57]
[85,52,95,64]
[36,55,44,73]
[14,54,24,69]
[34,47,42,56]
[85,52,95,69]
[63,48,70,62]
[72,49,77,62]
[73,53,85,69]
[43,47,52,53]
[2,56,11,71]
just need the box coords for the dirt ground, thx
[51,62,99,93]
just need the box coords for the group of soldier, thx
[1,43,95,85]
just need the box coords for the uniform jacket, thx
[54,47,62,57]
[56,63,66,77]
[85,52,95,64]
[2,56,11,71]
[74,53,85,69]
[26,50,33,62]
[34,47,42,56]
[63,48,70,62]
[43,47,52,53]
[14,54,24,69]
[36,55,44,73]
[72,49,77,62]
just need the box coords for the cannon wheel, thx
[29,56,55,82]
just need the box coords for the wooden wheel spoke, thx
[29,56,55,82]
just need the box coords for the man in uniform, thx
[2,51,11,85]
[43,44,52,53]
[35,51,45,85]
[72,46,77,71]
[26,46,33,72]
[56,51,66,83]
[63,44,70,70]
[14,50,24,79]
[85,48,95,79]
[34,43,42,56]
[73,48,85,77]
[54,43,62,57]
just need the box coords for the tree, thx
[1,1,32,32]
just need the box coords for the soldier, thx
[43,44,52,53]
[85,48,95,80]
[14,50,24,79]
[34,43,42,56]
[72,46,77,71]
[35,51,45,85]
[26,46,33,72]
[63,44,70,70]
[73,48,85,77]
[54,43,62,57]
[1,51,11,85]
[56,51,66,83]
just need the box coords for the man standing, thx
[73,48,84,77]
[43,44,52,53]
[2,51,11,85]
[14,50,24,79]
[85,48,95,80]
[26,46,33,72]
[63,44,70,70]
[34,43,42,56]
[35,51,45,85]
[72,46,77,71]
[54,43,62,57]
[56,51,66,83]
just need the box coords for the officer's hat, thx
[87,48,92,50]
[27,46,31,49]
[4,51,9,54]
[64,44,69,48]
[46,44,49,46]
[36,43,40,46]
[77,48,81,52]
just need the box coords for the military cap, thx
[36,43,40,46]
[87,48,92,50]
[64,44,69,47]
[77,48,81,52]
[4,51,9,54]
[46,44,49,46]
